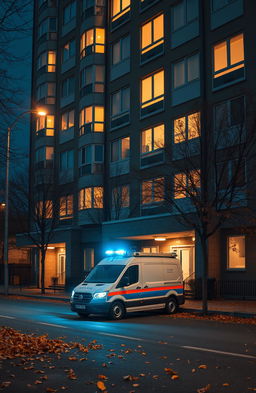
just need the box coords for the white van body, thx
[70,252,184,319]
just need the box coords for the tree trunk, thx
[40,248,46,294]
[201,235,209,315]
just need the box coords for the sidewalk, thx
[0,286,256,318]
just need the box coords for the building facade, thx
[19,0,256,297]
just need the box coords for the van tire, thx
[109,301,126,320]
[165,297,178,314]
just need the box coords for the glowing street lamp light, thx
[3,109,47,296]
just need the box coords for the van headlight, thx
[93,292,107,299]
[71,290,75,298]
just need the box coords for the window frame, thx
[112,34,130,66]
[79,187,104,209]
[80,64,105,94]
[79,105,104,135]
[141,69,164,109]
[214,96,245,131]
[112,184,130,210]
[227,235,246,270]
[141,124,165,154]
[36,115,55,136]
[111,137,130,163]
[111,0,131,22]
[63,1,76,25]
[171,0,198,32]
[80,28,105,58]
[212,33,244,84]
[111,86,130,120]
[60,150,74,171]
[141,14,164,57]
[59,195,73,218]
[62,39,75,63]
[173,53,200,89]
[61,109,74,131]
[173,112,200,144]
[141,177,164,205]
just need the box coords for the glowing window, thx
[80,28,105,58]
[60,195,73,218]
[37,200,53,219]
[174,170,200,199]
[142,177,164,205]
[141,124,164,153]
[213,34,244,79]
[141,14,164,54]
[174,112,200,143]
[36,115,55,136]
[80,106,104,134]
[112,0,130,21]
[141,70,164,108]
[79,187,103,209]
[227,236,245,269]
[37,51,56,72]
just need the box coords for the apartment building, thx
[19,0,256,297]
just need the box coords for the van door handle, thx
[136,286,141,289]
[144,285,148,288]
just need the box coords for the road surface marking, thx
[0,315,15,319]
[182,345,256,359]
[38,322,67,328]
[99,332,143,341]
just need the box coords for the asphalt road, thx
[0,297,255,393]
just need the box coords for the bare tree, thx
[10,170,60,294]
[141,102,256,314]
[0,1,32,128]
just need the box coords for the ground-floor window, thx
[227,235,245,269]
[142,247,159,253]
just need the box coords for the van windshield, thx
[84,264,125,283]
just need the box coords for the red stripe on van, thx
[108,285,183,297]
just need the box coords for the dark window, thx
[117,265,139,287]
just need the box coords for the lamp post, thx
[3,109,46,295]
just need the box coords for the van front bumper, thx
[70,299,111,315]
[177,294,185,305]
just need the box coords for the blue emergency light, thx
[105,249,126,256]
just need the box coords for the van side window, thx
[117,265,138,287]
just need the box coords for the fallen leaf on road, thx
[0,382,11,388]
[198,365,207,369]
[171,375,179,380]
[98,375,108,380]
[222,383,230,386]
[197,384,211,393]
[46,388,58,392]
[97,381,106,391]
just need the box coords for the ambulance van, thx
[70,251,184,320]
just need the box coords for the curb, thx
[1,293,256,318]
[0,292,70,302]
[180,307,256,319]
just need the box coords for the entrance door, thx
[180,249,190,280]
[57,253,66,285]
[171,246,194,280]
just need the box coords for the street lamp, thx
[3,109,46,295]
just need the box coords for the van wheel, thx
[165,297,178,314]
[109,301,126,320]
